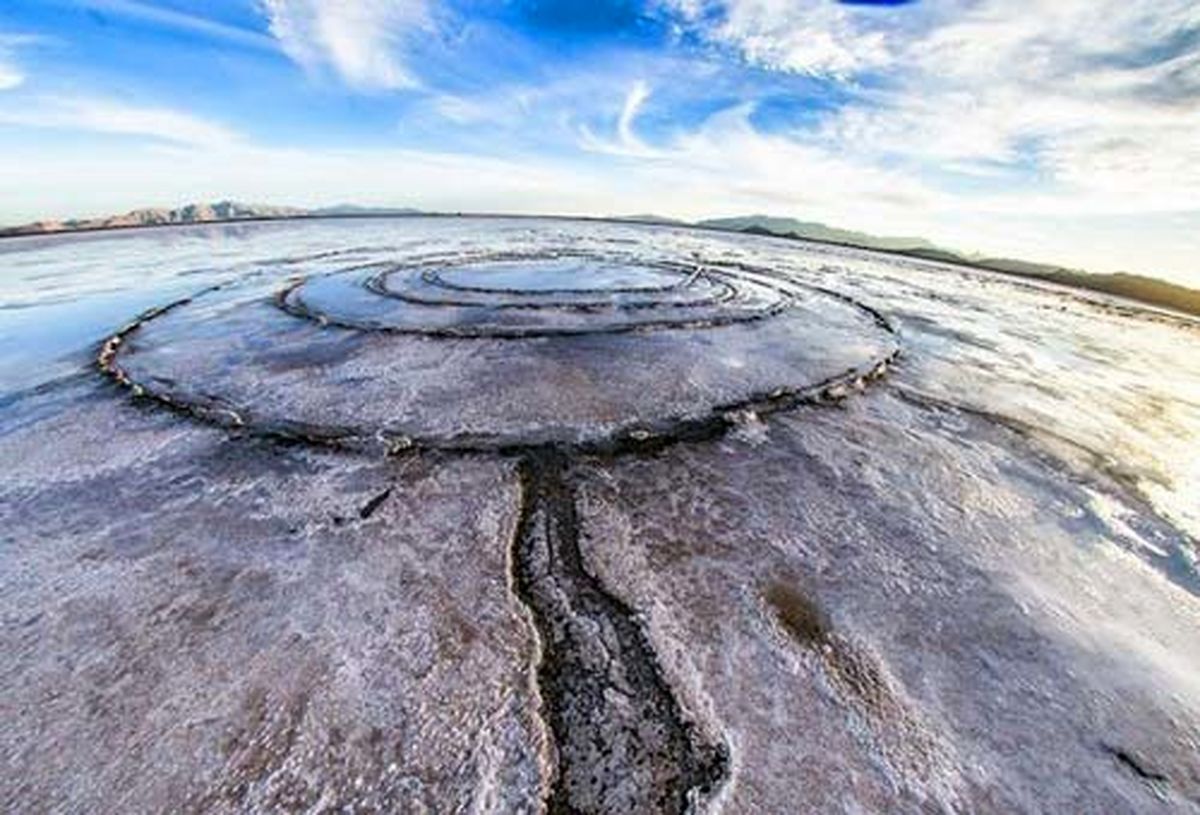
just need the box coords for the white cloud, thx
[74,1,276,51]
[580,80,663,157]
[655,104,943,219]
[0,96,239,147]
[664,0,893,78]
[260,0,430,90]
[0,33,38,91]
[901,0,1200,211]
[617,80,652,149]
[0,63,22,91]
[672,0,1200,216]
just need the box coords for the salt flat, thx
[1,217,1197,813]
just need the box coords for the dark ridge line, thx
[97,253,901,456]
[101,313,898,458]
[274,268,796,339]
[366,266,739,312]
[367,283,738,313]
[1103,744,1169,785]
[422,263,691,297]
[511,449,729,813]
[358,487,393,520]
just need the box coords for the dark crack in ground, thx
[1105,744,1170,786]
[513,450,728,814]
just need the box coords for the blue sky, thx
[1,0,1198,285]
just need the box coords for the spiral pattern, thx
[100,246,900,452]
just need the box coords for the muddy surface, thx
[2,216,1199,813]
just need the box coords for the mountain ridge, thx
[697,215,936,253]
[0,201,313,236]
[707,216,1199,319]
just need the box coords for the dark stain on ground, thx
[764,580,897,718]
[512,449,728,814]
[1105,744,1169,785]
[764,580,829,646]
[763,577,949,787]
[358,487,393,520]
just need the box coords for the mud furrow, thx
[511,450,727,814]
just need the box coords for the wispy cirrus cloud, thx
[663,0,1200,214]
[617,79,652,148]
[68,0,276,51]
[0,62,22,91]
[0,34,41,91]
[260,0,431,90]
[580,79,666,157]
[662,0,894,78]
[0,96,239,147]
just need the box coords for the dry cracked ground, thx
[1,217,1198,813]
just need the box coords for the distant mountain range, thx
[3,203,1196,318]
[0,201,308,235]
[309,204,425,218]
[0,201,422,236]
[696,214,1200,319]
[697,215,937,253]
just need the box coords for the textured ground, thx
[1,395,544,812]
[1,216,1198,813]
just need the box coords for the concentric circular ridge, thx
[99,241,901,452]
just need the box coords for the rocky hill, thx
[698,215,936,252]
[0,201,308,236]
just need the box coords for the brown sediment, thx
[764,580,829,646]
[763,579,958,802]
